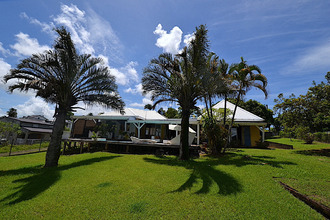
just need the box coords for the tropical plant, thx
[142,25,209,160]
[224,57,268,152]
[4,27,124,167]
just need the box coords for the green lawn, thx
[0,142,49,154]
[0,139,329,219]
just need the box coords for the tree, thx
[224,57,268,152]
[274,73,330,136]
[144,104,153,110]
[143,25,209,160]
[4,27,124,167]
[165,107,180,118]
[7,108,17,118]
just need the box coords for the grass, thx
[0,142,49,154]
[0,138,329,219]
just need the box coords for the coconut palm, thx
[142,25,209,160]
[224,57,267,151]
[4,27,124,167]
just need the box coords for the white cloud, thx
[285,40,330,75]
[15,97,55,120]
[154,24,183,54]
[0,58,11,90]
[10,32,50,57]
[53,4,94,55]
[20,12,55,36]
[0,42,10,56]
[130,97,152,108]
[183,33,195,46]
[110,61,139,86]
[124,83,143,94]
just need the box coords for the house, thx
[212,100,267,147]
[70,101,266,148]
[0,116,53,144]
[71,108,200,144]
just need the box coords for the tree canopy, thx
[274,73,330,136]
[4,27,124,167]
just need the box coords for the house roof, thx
[212,100,266,124]
[73,108,167,121]
[21,127,53,133]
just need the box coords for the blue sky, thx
[0,0,329,119]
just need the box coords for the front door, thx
[244,126,251,147]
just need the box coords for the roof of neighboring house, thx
[213,100,266,124]
[21,127,53,133]
[0,117,53,125]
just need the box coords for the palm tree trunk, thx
[179,108,190,160]
[45,110,66,167]
[223,90,241,154]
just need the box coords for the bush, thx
[321,132,330,143]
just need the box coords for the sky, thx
[0,0,329,120]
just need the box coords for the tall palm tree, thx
[142,25,209,160]
[218,59,233,125]
[4,27,124,167]
[225,57,267,151]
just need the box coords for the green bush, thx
[313,132,329,143]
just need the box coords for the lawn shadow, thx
[294,149,330,157]
[217,153,297,168]
[144,157,243,195]
[144,152,296,195]
[0,155,120,205]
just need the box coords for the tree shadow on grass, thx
[144,153,296,195]
[0,155,120,205]
[218,153,297,168]
[144,157,242,195]
[294,149,330,157]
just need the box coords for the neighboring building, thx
[212,100,267,147]
[0,116,53,144]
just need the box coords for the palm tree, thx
[218,59,233,126]
[4,27,124,167]
[142,25,209,160]
[224,57,267,151]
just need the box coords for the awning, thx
[169,124,196,133]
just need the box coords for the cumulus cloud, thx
[154,24,183,54]
[129,97,153,108]
[124,83,143,94]
[183,33,195,46]
[15,97,55,120]
[10,32,50,57]
[0,58,11,90]
[285,40,330,75]
[109,61,139,86]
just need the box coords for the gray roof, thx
[22,127,53,133]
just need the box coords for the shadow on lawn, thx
[144,157,242,195]
[294,149,330,157]
[219,153,297,168]
[0,156,120,205]
[144,153,296,195]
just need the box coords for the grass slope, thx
[0,139,329,219]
